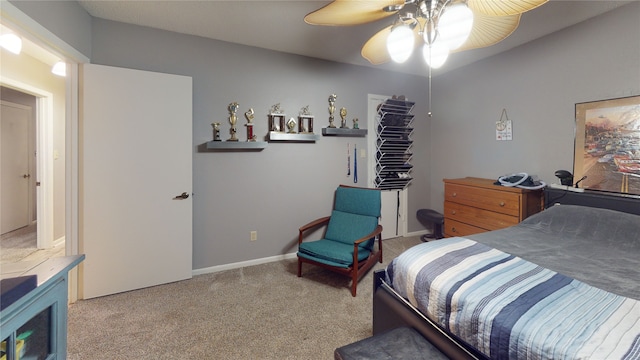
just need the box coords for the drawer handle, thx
[499,201,505,207]
[451,210,456,215]
[451,227,457,233]
[452,192,457,197]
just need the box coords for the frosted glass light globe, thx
[423,41,449,69]
[438,3,474,50]
[386,24,415,63]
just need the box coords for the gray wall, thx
[90,19,431,270]
[429,1,640,211]
[12,1,638,271]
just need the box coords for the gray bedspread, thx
[467,204,640,300]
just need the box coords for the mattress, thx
[467,204,640,300]
[386,237,640,359]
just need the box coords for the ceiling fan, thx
[305,0,548,68]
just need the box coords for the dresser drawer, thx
[445,183,521,216]
[444,218,486,237]
[444,201,519,231]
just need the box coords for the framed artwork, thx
[574,95,640,195]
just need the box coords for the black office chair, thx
[416,209,444,241]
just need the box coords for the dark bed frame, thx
[372,188,640,359]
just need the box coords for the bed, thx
[373,196,640,360]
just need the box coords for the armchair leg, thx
[351,270,358,297]
[297,258,302,277]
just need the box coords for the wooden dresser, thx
[443,177,543,237]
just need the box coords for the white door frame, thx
[0,77,54,249]
[367,94,408,238]
[2,0,89,301]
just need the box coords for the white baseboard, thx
[404,230,428,238]
[192,231,429,276]
[192,252,298,276]
[53,236,65,247]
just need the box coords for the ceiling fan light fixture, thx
[0,33,22,55]
[423,40,449,69]
[438,3,474,50]
[387,22,415,63]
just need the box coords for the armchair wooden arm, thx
[298,216,331,245]
[352,224,383,270]
[353,224,383,246]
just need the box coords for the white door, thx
[80,64,192,299]
[1,101,32,234]
[367,94,407,239]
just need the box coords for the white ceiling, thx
[74,1,632,77]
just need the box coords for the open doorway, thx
[0,26,66,265]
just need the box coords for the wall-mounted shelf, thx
[206,141,267,150]
[268,132,319,142]
[322,128,368,137]
[375,98,415,190]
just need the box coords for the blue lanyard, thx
[347,143,351,177]
[353,144,358,183]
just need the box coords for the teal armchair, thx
[297,185,383,296]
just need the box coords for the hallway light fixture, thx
[0,33,22,54]
[52,61,66,77]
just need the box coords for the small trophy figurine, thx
[227,102,239,141]
[244,108,256,142]
[352,118,359,129]
[340,107,348,128]
[287,117,297,133]
[328,94,337,128]
[211,122,221,141]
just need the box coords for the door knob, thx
[173,192,189,200]
[23,174,31,178]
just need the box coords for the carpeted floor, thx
[67,236,422,359]
[1,224,65,264]
[1,224,38,263]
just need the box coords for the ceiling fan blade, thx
[468,0,548,17]
[454,12,521,52]
[305,0,404,26]
[361,25,393,64]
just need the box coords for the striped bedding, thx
[386,237,640,360]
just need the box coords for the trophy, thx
[328,94,337,128]
[227,102,239,141]
[352,118,359,129]
[211,122,221,141]
[269,103,285,132]
[298,105,314,133]
[244,108,256,141]
[340,107,348,128]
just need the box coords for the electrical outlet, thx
[250,231,257,241]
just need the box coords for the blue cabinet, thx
[1,255,84,360]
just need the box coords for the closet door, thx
[80,64,192,299]
[1,101,31,234]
